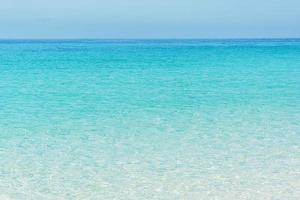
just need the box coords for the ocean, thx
[0,39,300,199]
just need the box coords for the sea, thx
[0,39,300,199]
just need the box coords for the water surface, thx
[0,39,300,199]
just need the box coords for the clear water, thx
[0,39,300,200]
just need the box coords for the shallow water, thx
[0,39,300,199]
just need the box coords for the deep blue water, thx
[0,39,300,199]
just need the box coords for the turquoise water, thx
[0,39,300,199]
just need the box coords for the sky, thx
[0,0,299,39]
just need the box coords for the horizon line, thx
[0,37,300,41]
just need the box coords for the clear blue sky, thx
[1,0,299,39]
